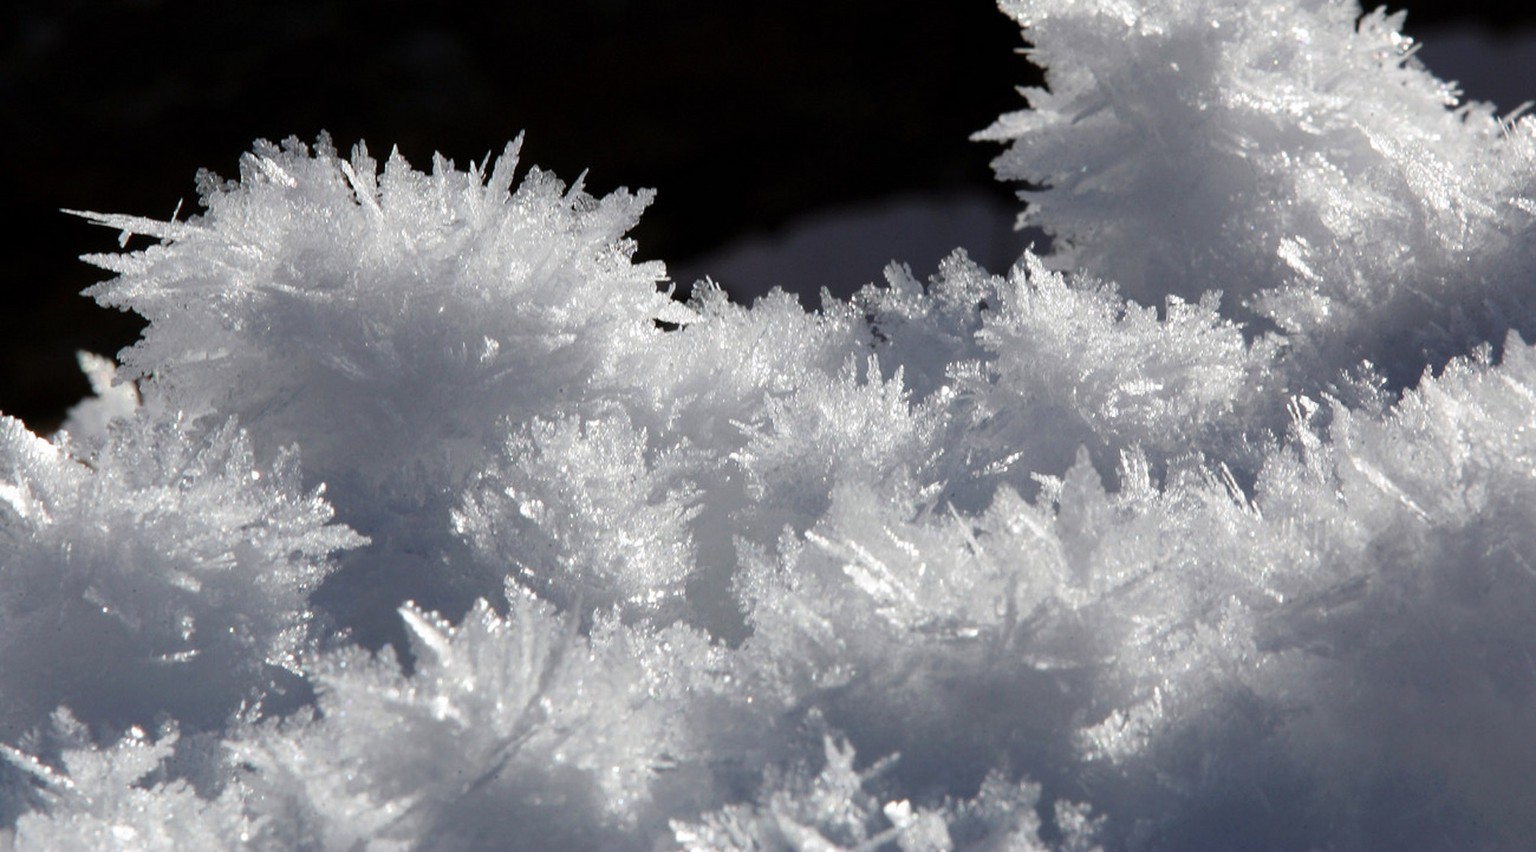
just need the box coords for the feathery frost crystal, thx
[4,0,1536,847]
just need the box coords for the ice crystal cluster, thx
[4,0,1536,848]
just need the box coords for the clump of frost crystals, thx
[6,0,1536,848]
[73,133,696,647]
[978,0,1536,389]
[454,409,704,611]
[0,413,362,744]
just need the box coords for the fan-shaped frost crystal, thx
[4,714,257,851]
[0,413,362,741]
[223,585,740,849]
[455,410,703,612]
[673,735,1100,851]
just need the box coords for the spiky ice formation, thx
[0,413,362,741]
[978,0,1536,387]
[6,1,1536,848]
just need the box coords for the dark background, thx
[3,0,1533,433]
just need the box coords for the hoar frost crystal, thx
[4,0,1536,848]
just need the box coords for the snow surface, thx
[4,1,1536,849]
